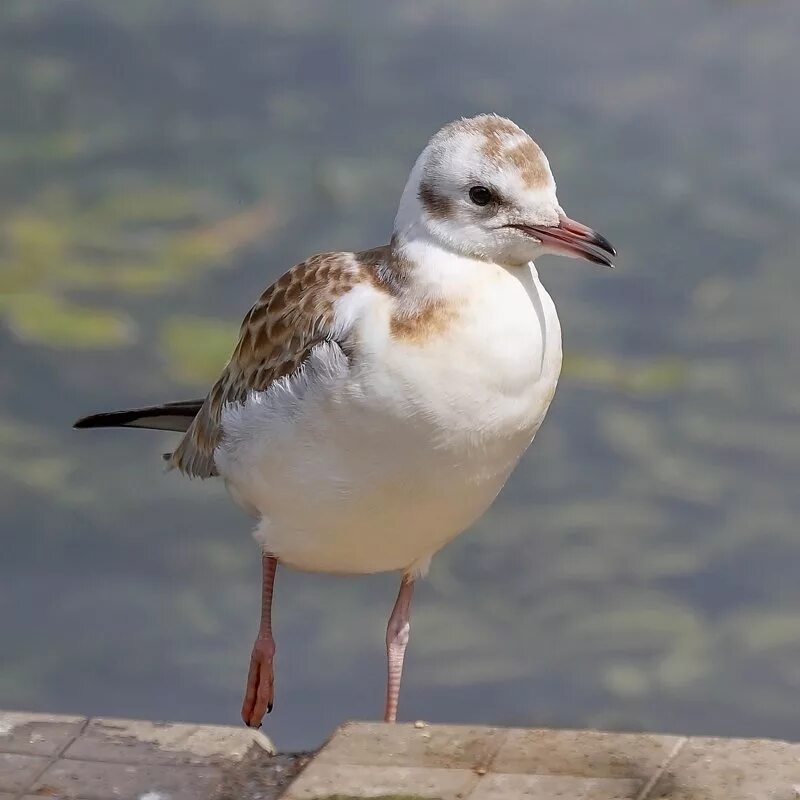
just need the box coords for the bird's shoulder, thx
[228,245,398,386]
[169,245,394,477]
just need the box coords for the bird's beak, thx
[510,212,616,268]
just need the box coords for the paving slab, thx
[31,758,223,800]
[64,716,272,766]
[469,773,641,799]
[0,711,87,757]
[491,727,684,781]
[648,736,800,799]
[0,710,275,799]
[314,720,506,769]
[283,761,479,800]
[277,722,800,800]
[0,753,50,794]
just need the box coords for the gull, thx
[75,114,615,728]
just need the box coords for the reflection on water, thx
[1,1,799,751]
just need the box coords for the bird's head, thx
[395,114,615,268]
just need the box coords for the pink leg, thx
[241,554,277,728]
[384,576,415,723]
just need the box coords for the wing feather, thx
[169,251,369,478]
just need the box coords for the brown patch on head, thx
[429,114,551,190]
[457,114,522,142]
[432,114,523,161]
[418,181,454,220]
[390,300,458,344]
[502,139,550,188]
[477,115,523,137]
[474,116,525,159]
[473,119,550,189]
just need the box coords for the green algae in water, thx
[563,353,687,395]
[0,186,278,349]
[160,316,238,386]
[2,293,136,349]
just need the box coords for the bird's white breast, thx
[217,259,562,577]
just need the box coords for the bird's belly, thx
[225,402,537,576]
[218,266,562,575]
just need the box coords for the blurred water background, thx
[1,0,800,751]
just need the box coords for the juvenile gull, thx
[75,114,615,727]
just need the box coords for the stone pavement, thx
[2,711,800,799]
[0,710,289,800]
[288,721,800,799]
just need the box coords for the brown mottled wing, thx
[169,252,365,478]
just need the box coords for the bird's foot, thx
[241,636,275,728]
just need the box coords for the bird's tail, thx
[73,399,204,433]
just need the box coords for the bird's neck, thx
[387,231,477,300]
[387,228,534,305]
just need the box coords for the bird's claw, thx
[241,637,275,728]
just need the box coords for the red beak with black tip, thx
[508,212,616,268]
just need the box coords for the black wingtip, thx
[73,410,139,429]
[72,400,203,432]
[73,414,102,429]
[72,409,151,429]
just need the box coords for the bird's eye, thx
[468,186,492,206]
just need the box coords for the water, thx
[2,0,799,751]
